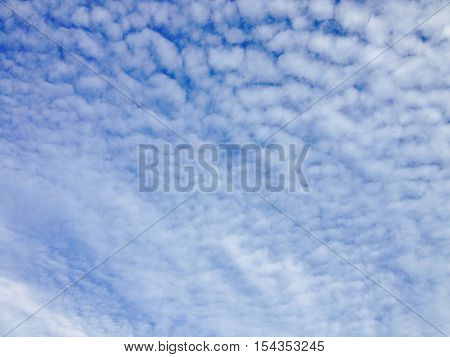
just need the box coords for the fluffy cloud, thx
[208,46,245,71]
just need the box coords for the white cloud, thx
[308,0,334,20]
[208,46,245,71]
[336,1,371,33]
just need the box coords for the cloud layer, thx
[0,0,449,336]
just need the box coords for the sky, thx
[0,0,449,336]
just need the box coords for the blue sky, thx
[0,0,449,336]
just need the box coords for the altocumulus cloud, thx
[0,0,449,336]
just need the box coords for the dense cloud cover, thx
[0,0,449,336]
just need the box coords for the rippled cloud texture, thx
[0,0,449,336]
